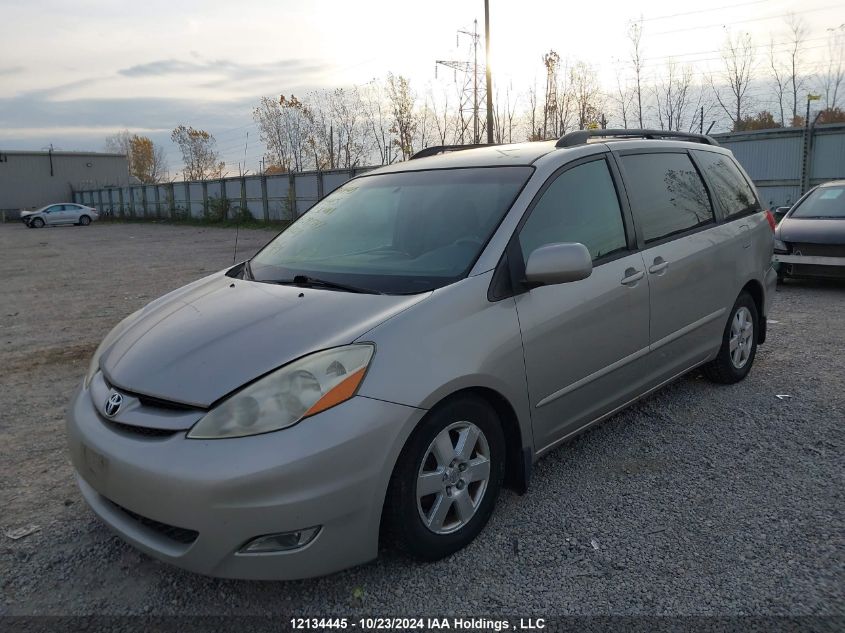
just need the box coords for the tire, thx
[31,217,44,228]
[79,215,91,226]
[703,291,759,384]
[383,395,505,560]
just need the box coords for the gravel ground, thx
[0,221,843,618]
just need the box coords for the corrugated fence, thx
[73,124,845,219]
[714,122,845,209]
[73,167,374,222]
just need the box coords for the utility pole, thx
[801,93,822,193]
[485,0,494,144]
[700,106,704,134]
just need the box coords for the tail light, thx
[764,209,776,232]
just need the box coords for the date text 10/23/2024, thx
[290,618,547,631]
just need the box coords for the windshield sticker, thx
[819,188,843,200]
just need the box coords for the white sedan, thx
[21,203,99,228]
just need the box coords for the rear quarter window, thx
[693,150,761,220]
[620,152,715,244]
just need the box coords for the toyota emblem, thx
[104,392,123,417]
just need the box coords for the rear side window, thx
[621,153,714,244]
[519,158,628,262]
[694,151,760,220]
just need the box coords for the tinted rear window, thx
[694,151,760,219]
[620,153,715,244]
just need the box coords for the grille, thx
[107,498,199,545]
[787,264,845,279]
[136,394,196,411]
[104,419,178,438]
[789,242,845,258]
[103,377,196,412]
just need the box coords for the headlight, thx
[84,310,143,387]
[774,239,789,253]
[187,344,374,439]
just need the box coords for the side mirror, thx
[524,242,593,287]
[774,206,790,223]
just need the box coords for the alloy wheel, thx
[729,306,754,369]
[416,421,491,534]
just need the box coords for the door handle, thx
[648,257,669,274]
[620,268,644,285]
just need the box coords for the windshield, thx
[249,166,532,294]
[791,185,845,219]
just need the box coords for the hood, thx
[20,210,35,216]
[777,216,845,245]
[100,272,429,407]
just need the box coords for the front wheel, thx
[703,292,759,384]
[383,395,505,560]
[31,217,44,228]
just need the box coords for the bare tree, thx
[253,94,317,172]
[628,19,646,128]
[307,88,369,169]
[818,26,845,110]
[785,13,810,124]
[429,87,454,145]
[612,68,635,128]
[570,61,604,129]
[769,37,788,126]
[361,81,397,165]
[254,96,290,171]
[104,130,134,173]
[170,125,224,180]
[711,31,756,130]
[386,73,417,161]
[654,61,696,131]
[526,81,541,140]
[415,96,436,151]
[493,83,519,143]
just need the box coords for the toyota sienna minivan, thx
[67,129,777,579]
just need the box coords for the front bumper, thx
[66,386,424,579]
[774,254,845,279]
[774,254,845,267]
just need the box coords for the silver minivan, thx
[67,130,777,579]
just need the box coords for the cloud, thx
[0,65,24,76]
[118,57,329,84]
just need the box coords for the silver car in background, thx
[22,203,98,228]
[67,130,777,580]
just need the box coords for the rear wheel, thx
[703,292,758,384]
[79,215,91,226]
[383,395,505,560]
[31,217,44,228]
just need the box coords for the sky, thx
[1,0,842,174]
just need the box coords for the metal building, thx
[715,122,845,210]
[0,150,131,218]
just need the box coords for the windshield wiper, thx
[272,275,383,295]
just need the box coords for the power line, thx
[635,0,771,24]
[649,4,842,37]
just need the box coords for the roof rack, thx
[410,144,494,160]
[555,129,719,148]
